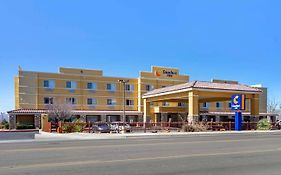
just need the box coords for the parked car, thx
[110,122,132,133]
[92,123,111,133]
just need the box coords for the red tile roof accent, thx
[7,109,142,115]
[143,81,262,97]
[202,111,279,116]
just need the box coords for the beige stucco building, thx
[8,66,277,129]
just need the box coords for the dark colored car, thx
[92,123,111,133]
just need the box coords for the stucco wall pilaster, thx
[188,91,199,124]
[9,115,16,129]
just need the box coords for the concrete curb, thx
[35,130,281,141]
[0,131,36,141]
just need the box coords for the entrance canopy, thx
[142,81,262,123]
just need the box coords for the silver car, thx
[110,122,132,133]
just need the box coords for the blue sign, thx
[231,94,246,111]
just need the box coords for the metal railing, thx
[42,121,279,133]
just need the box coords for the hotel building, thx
[8,66,277,129]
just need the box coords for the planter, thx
[57,127,63,133]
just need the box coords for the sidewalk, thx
[1,130,281,143]
[36,130,281,141]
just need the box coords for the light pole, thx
[118,79,129,126]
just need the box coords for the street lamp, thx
[118,79,129,126]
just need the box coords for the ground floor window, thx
[106,115,120,122]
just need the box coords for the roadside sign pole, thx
[235,111,242,131]
[231,94,246,131]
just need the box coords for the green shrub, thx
[62,124,75,133]
[62,123,85,133]
[73,119,86,132]
[16,124,35,129]
[1,119,9,129]
[257,119,272,130]
[73,124,84,132]
[4,123,9,129]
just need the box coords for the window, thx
[66,81,77,89]
[125,84,134,92]
[178,102,186,107]
[126,99,134,106]
[43,80,55,89]
[87,82,97,90]
[44,97,53,105]
[107,83,116,91]
[87,98,97,105]
[216,102,222,108]
[66,97,76,105]
[203,102,209,108]
[145,85,154,91]
[107,99,116,106]
[162,102,169,107]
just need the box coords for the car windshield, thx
[98,124,108,127]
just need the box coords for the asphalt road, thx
[0,134,281,175]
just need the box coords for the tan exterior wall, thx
[15,67,267,119]
[15,76,20,109]
[200,99,252,113]
[16,115,34,125]
[15,66,189,112]
[18,71,38,109]
[138,66,189,116]
[255,87,267,113]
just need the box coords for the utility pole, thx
[118,79,129,126]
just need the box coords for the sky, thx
[0,0,281,112]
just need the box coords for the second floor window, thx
[66,97,76,105]
[66,81,77,89]
[107,83,116,91]
[87,98,97,105]
[44,97,54,105]
[43,80,55,89]
[126,99,134,106]
[87,82,97,90]
[107,99,116,106]
[162,102,169,107]
[178,102,186,107]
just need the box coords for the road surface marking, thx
[0,148,280,171]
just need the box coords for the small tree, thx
[267,99,281,121]
[267,99,279,113]
[47,103,73,122]
[1,119,9,129]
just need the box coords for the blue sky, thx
[0,0,280,112]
